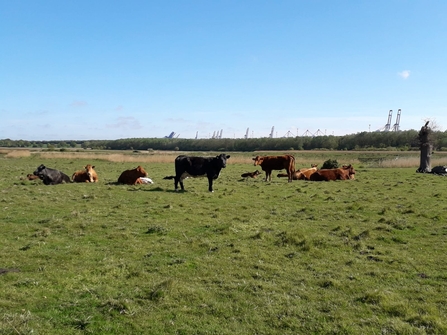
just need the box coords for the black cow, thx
[164,154,230,192]
[33,164,71,185]
[431,166,447,176]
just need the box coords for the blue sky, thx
[1,1,446,140]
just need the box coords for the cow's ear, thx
[226,155,230,159]
[92,166,95,169]
[252,157,256,161]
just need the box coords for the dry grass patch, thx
[4,150,32,158]
[380,156,447,168]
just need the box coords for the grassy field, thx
[1,150,447,334]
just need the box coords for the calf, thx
[136,177,154,184]
[72,164,98,183]
[253,155,295,182]
[118,166,148,185]
[241,170,261,178]
[164,154,230,192]
[26,174,41,181]
[33,164,71,185]
[309,164,356,181]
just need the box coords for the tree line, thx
[2,129,447,152]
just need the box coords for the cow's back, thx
[118,166,148,185]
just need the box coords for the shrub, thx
[321,159,339,169]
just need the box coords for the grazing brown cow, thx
[118,166,148,185]
[241,170,261,178]
[72,164,98,183]
[253,155,295,182]
[309,164,356,181]
[277,164,318,180]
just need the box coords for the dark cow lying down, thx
[164,154,230,192]
[430,166,447,176]
[33,164,71,185]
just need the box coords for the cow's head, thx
[252,156,263,166]
[215,154,230,169]
[135,165,148,177]
[33,164,46,178]
[342,165,356,179]
[84,164,95,182]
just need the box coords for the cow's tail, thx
[163,175,175,180]
[290,155,296,173]
[288,155,296,182]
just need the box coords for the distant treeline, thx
[3,130,447,152]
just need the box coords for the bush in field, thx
[321,159,339,169]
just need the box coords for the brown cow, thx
[72,164,98,183]
[253,155,295,182]
[343,165,356,180]
[309,164,356,181]
[277,164,318,180]
[241,170,261,178]
[26,174,40,180]
[118,166,148,185]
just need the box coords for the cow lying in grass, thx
[430,166,447,176]
[72,164,98,183]
[118,166,148,185]
[33,164,71,185]
[277,164,318,180]
[309,164,356,181]
[136,177,154,184]
[241,170,261,178]
[26,174,40,181]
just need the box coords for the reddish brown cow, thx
[26,174,40,180]
[118,166,148,185]
[241,170,261,178]
[309,164,356,181]
[253,155,295,182]
[277,164,318,180]
[72,164,98,183]
[343,165,356,180]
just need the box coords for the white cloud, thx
[398,70,411,79]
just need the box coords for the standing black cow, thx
[164,154,230,192]
[33,164,71,185]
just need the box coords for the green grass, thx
[1,153,447,334]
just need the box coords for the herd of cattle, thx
[26,153,356,191]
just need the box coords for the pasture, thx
[1,150,447,334]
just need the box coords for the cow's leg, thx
[207,176,214,192]
[174,176,180,191]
